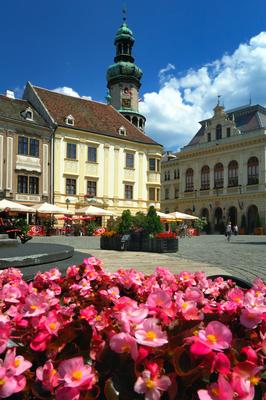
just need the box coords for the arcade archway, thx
[228,206,237,226]
[247,205,259,233]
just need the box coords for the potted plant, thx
[0,259,264,399]
[192,217,207,236]
[254,213,264,235]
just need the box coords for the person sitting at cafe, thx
[0,208,32,244]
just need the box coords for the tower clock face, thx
[122,98,131,108]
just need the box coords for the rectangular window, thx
[66,178,76,195]
[18,136,28,155]
[88,146,97,162]
[67,143,76,159]
[156,188,160,201]
[149,187,155,201]
[17,175,28,193]
[227,128,231,138]
[207,132,211,142]
[29,177,39,194]
[149,158,156,171]
[125,184,133,200]
[126,153,134,168]
[175,188,179,198]
[165,188,169,200]
[87,180,97,197]
[29,139,39,157]
[156,159,160,172]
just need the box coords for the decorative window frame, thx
[118,126,126,136]
[65,115,75,126]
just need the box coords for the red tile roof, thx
[33,86,161,146]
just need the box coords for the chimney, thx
[5,90,15,99]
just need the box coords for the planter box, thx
[239,227,245,235]
[101,235,178,253]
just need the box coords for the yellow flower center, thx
[250,376,260,385]
[51,369,57,376]
[49,322,57,330]
[0,379,5,386]
[14,358,21,367]
[183,275,189,280]
[30,305,38,310]
[145,379,155,390]
[210,387,219,396]
[146,331,157,340]
[122,344,130,353]
[182,302,188,310]
[72,370,83,380]
[235,297,241,303]
[95,315,101,321]
[207,334,217,344]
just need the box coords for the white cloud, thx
[140,31,266,151]
[53,86,92,100]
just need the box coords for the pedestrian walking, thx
[226,222,232,242]
[233,225,239,236]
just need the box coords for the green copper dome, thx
[115,22,135,43]
[107,61,142,82]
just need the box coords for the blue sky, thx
[1,0,266,149]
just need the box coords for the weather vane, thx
[122,3,127,22]
[217,95,221,105]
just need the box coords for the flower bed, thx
[0,259,265,399]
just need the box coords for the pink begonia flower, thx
[44,313,61,336]
[110,332,138,361]
[240,346,258,363]
[30,331,51,352]
[134,369,171,400]
[135,318,168,347]
[3,348,32,376]
[211,353,231,374]
[66,265,80,279]
[147,289,172,309]
[190,321,232,355]
[80,305,97,322]
[179,271,196,285]
[58,356,96,389]
[56,386,80,400]
[184,286,204,302]
[240,309,263,329]
[23,293,49,317]
[1,284,21,303]
[0,367,18,399]
[36,360,60,392]
[0,322,10,354]
[231,361,262,400]
[226,288,244,304]
[180,300,202,320]
[198,375,233,400]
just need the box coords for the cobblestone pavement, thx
[29,235,266,283]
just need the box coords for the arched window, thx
[247,157,259,185]
[214,163,224,188]
[201,165,210,190]
[132,116,138,127]
[185,168,194,192]
[228,160,238,187]
[216,124,222,140]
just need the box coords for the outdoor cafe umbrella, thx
[0,199,35,213]
[168,211,199,220]
[32,202,72,215]
[76,205,114,216]
[156,211,176,221]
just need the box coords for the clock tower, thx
[106,18,146,131]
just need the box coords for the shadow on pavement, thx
[21,251,92,281]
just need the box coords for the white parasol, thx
[32,202,72,215]
[76,205,114,216]
[0,199,35,213]
[168,211,199,220]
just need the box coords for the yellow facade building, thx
[161,101,266,233]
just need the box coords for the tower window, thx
[227,127,231,137]
[207,132,211,142]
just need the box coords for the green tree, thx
[144,206,163,235]
[118,210,133,234]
